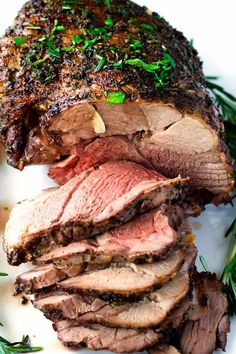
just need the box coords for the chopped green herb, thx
[83,38,97,50]
[130,39,142,50]
[13,37,27,46]
[62,0,82,5]
[113,60,123,70]
[140,23,153,31]
[125,58,161,73]
[31,58,47,66]
[104,18,113,27]
[0,273,8,277]
[44,75,53,82]
[46,47,60,58]
[199,256,209,272]
[104,0,111,8]
[95,56,106,72]
[62,5,71,9]
[94,0,102,4]
[72,35,83,45]
[40,17,47,21]
[62,45,74,52]
[128,17,138,24]
[125,50,175,88]
[52,19,65,34]
[163,51,176,68]
[107,92,126,105]
[26,24,41,30]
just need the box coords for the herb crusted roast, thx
[0,0,233,203]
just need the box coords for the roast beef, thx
[54,321,161,353]
[180,273,230,354]
[0,0,233,203]
[35,207,179,267]
[58,250,185,296]
[4,161,186,265]
[17,245,184,294]
[59,273,189,329]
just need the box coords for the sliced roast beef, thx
[48,136,154,185]
[15,264,84,294]
[16,244,184,295]
[69,273,189,329]
[180,273,230,354]
[0,0,233,203]
[35,208,179,267]
[54,321,161,353]
[58,249,185,296]
[149,345,181,354]
[33,292,106,322]
[4,161,186,265]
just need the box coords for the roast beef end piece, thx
[149,345,181,354]
[4,161,186,265]
[54,322,161,353]
[180,273,230,354]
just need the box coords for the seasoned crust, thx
[0,0,227,169]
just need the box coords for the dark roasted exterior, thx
[0,1,230,166]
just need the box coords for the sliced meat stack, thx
[1,0,232,353]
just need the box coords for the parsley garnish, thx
[140,23,153,31]
[13,37,27,46]
[95,55,106,72]
[72,35,83,45]
[83,38,97,50]
[107,92,126,105]
[31,58,47,67]
[113,60,123,69]
[62,0,82,5]
[124,49,176,87]
[104,18,113,27]
[104,0,111,8]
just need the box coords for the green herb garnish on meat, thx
[107,92,126,105]
[13,37,27,46]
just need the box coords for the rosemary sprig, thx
[205,76,236,167]
[0,335,43,353]
[221,217,236,315]
[0,274,43,353]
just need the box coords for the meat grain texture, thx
[0,0,233,203]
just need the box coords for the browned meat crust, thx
[0,0,230,171]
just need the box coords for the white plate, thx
[0,1,235,353]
